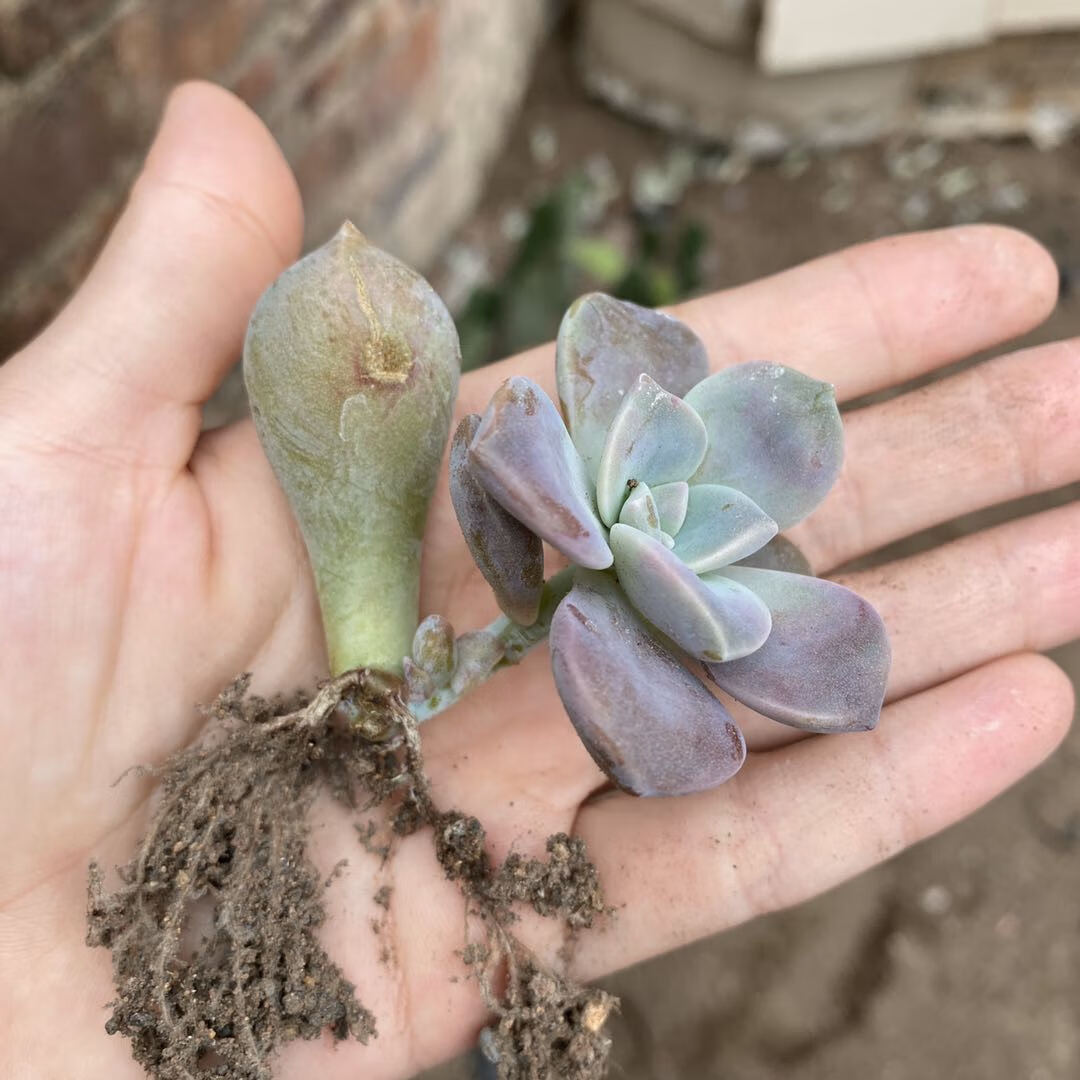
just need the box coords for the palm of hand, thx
[1,84,1076,1080]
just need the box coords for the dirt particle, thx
[474,956,617,1080]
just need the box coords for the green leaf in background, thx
[456,172,710,371]
[567,237,628,285]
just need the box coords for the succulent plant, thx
[442,293,890,797]
[245,226,887,801]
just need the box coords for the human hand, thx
[1,83,1076,1080]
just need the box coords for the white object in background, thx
[760,0,990,73]
[992,0,1080,32]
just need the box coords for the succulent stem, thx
[409,568,577,722]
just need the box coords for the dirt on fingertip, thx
[87,671,616,1080]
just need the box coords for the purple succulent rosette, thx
[445,293,890,797]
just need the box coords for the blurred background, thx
[2,1,1079,1077]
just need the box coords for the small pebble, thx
[735,118,788,158]
[499,207,528,242]
[703,150,751,186]
[918,883,951,916]
[1028,102,1074,151]
[900,191,932,227]
[995,911,1021,940]
[779,147,811,179]
[990,180,1030,213]
[938,166,978,202]
[821,185,854,214]
[529,124,558,166]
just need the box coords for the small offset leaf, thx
[595,374,708,526]
[672,485,777,574]
[556,293,710,478]
[610,524,771,662]
[704,566,890,733]
[618,482,668,544]
[411,614,457,687]
[651,481,690,536]
[735,534,813,576]
[469,377,613,570]
[451,631,506,695]
[550,573,746,796]
[685,362,843,530]
[403,656,435,703]
[450,414,544,625]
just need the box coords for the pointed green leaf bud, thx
[244,223,460,675]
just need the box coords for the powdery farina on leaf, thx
[686,362,844,530]
[551,572,747,797]
[556,293,710,478]
[704,566,892,733]
[450,414,545,626]
[594,373,708,526]
[610,524,773,663]
[469,376,613,570]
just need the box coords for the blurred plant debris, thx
[454,165,708,371]
[446,122,1048,374]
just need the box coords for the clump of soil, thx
[477,957,616,1080]
[428,813,614,1079]
[432,814,606,928]
[87,670,614,1080]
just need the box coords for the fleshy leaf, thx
[403,656,435,703]
[450,414,544,625]
[550,572,746,796]
[556,293,710,478]
[651,481,690,536]
[704,566,890,732]
[450,631,506,695]
[735,534,813,576]
[610,524,771,662]
[672,484,778,574]
[618,482,668,544]
[595,374,708,526]
[244,223,459,675]
[411,614,457,687]
[469,377,613,570]
[685,362,843,530]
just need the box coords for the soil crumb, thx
[433,812,606,928]
[478,959,616,1080]
[87,671,615,1080]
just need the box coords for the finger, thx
[571,652,1074,979]
[3,82,302,468]
[792,340,1080,571]
[839,501,1080,702]
[727,499,1080,752]
[457,225,1058,419]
